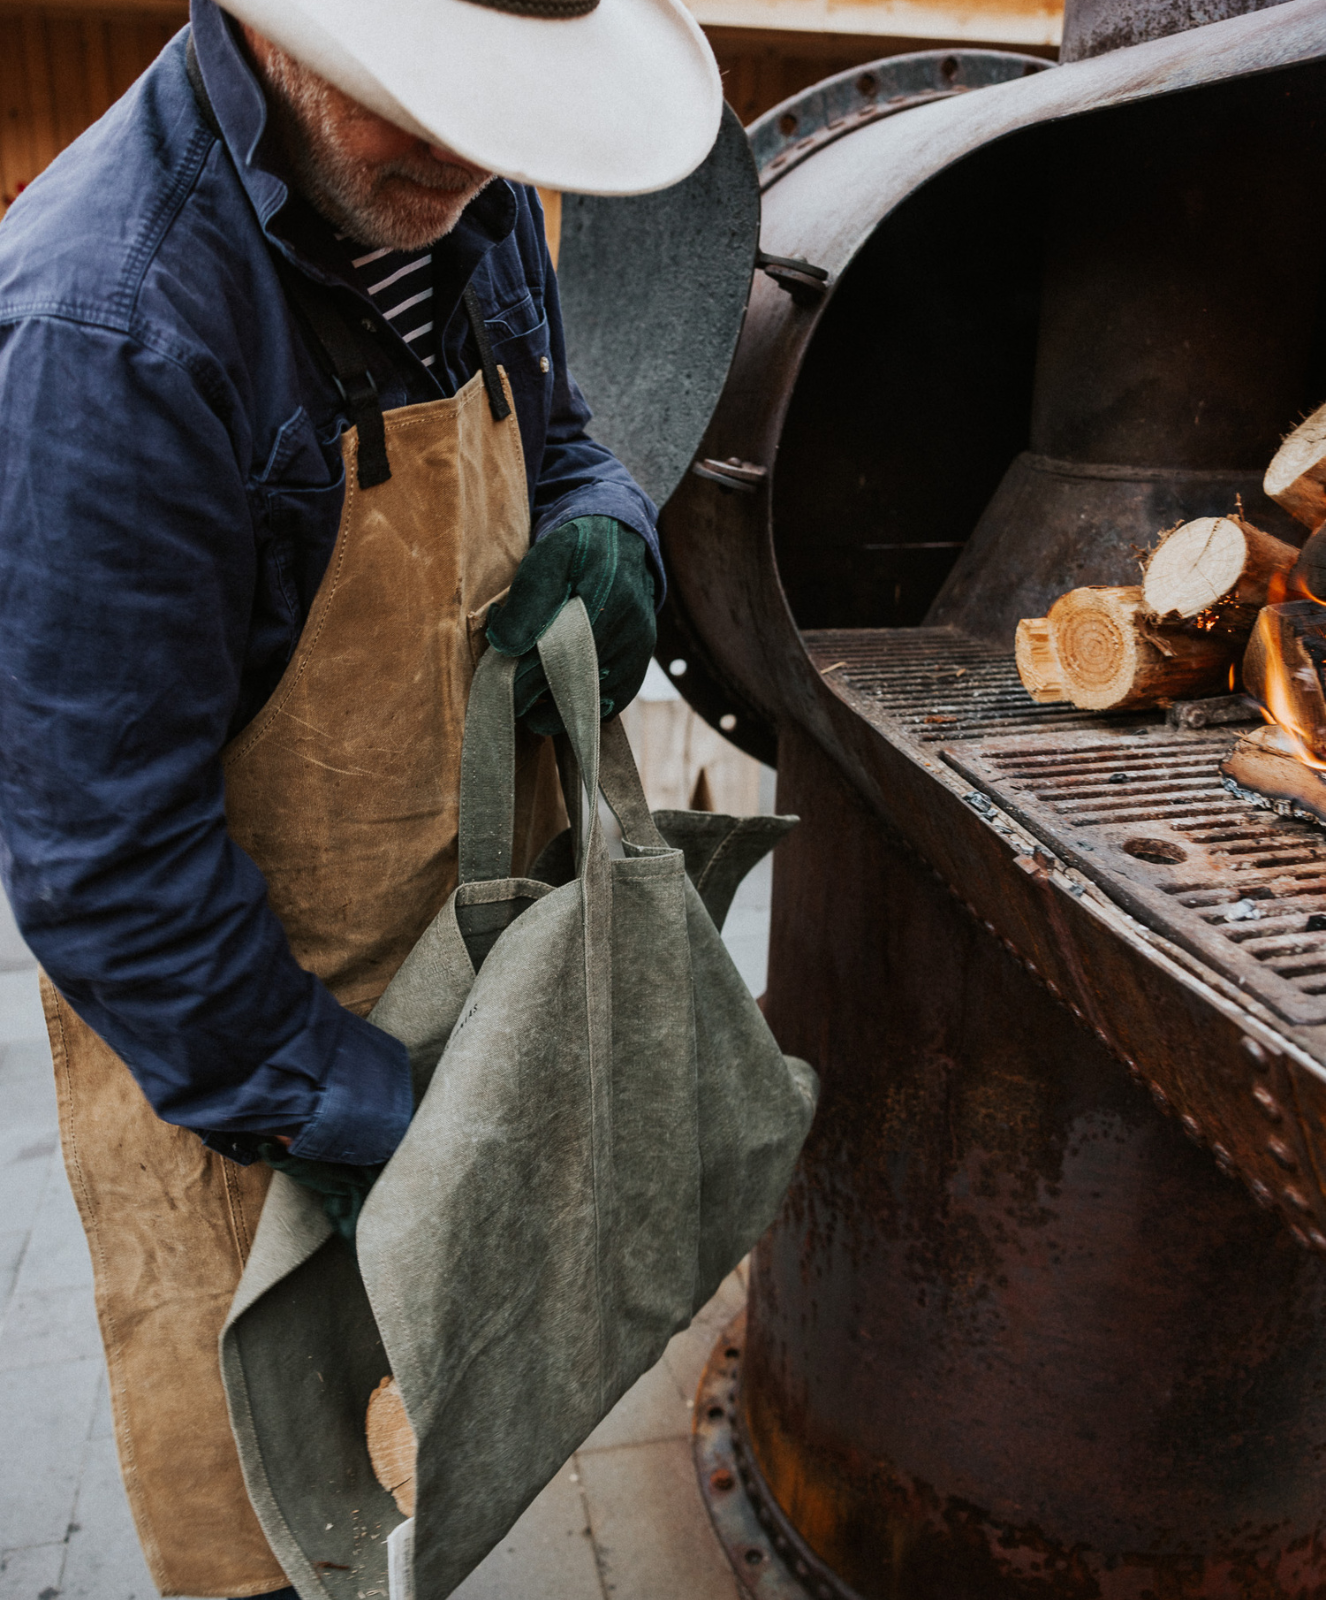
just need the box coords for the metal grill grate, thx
[805,627,1139,742]
[805,628,1326,1027]
[948,734,1326,1026]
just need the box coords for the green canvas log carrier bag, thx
[219,598,818,1599]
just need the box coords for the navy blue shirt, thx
[0,0,659,1165]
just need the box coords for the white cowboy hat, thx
[220,0,723,196]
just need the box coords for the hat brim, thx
[221,0,723,195]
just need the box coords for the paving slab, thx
[0,1232,28,1307]
[453,1462,604,1600]
[0,1541,65,1600]
[580,1344,693,1453]
[12,1160,91,1296]
[0,1355,102,1549]
[57,1437,158,1600]
[0,973,47,1044]
[0,1286,103,1372]
[0,1144,54,1243]
[578,1437,742,1600]
[0,888,32,974]
[1,1040,57,1140]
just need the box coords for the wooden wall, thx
[0,5,1053,212]
[0,5,183,207]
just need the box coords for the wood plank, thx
[0,9,36,203]
[0,1,186,15]
[80,14,114,131]
[48,15,91,155]
[19,13,59,179]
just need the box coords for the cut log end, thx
[1142,515,1298,628]
[1048,586,1231,712]
[366,1374,417,1518]
[1266,399,1326,530]
[1015,617,1066,703]
[1221,722,1326,828]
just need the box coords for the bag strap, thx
[457,600,606,883]
[598,719,666,850]
[535,600,603,872]
[457,647,519,884]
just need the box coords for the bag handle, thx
[457,646,519,884]
[457,599,608,884]
[599,719,666,850]
[535,599,604,874]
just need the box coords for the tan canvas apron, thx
[42,368,562,1598]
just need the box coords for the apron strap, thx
[278,274,392,489]
[185,29,391,491]
[186,29,509,479]
[462,286,514,423]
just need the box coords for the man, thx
[0,0,720,1594]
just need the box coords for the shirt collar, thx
[188,0,517,296]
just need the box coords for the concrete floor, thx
[0,861,768,1600]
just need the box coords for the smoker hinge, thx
[692,457,769,493]
[756,250,830,306]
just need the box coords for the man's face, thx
[243,28,493,251]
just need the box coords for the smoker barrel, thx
[655,2,1326,1593]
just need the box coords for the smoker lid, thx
[555,103,761,512]
[756,0,1326,277]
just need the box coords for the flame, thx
[1267,563,1326,607]
[1246,538,1326,768]
[1255,614,1326,770]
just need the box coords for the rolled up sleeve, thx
[0,315,411,1163]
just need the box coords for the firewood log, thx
[1141,515,1298,636]
[367,1375,416,1517]
[1241,600,1326,759]
[1221,722,1326,827]
[1015,617,1066,703]
[1047,586,1231,712]
[1265,400,1326,530]
[1290,527,1326,604]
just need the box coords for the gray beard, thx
[260,47,490,251]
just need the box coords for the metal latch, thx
[757,250,830,306]
[692,457,769,493]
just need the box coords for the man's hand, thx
[486,517,656,736]
[257,1140,381,1251]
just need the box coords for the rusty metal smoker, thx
[563,0,1326,1593]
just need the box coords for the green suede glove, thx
[486,516,656,736]
[256,1141,382,1252]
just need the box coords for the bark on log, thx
[1265,400,1326,530]
[1047,586,1232,711]
[1142,515,1298,636]
[1241,600,1326,759]
[367,1375,417,1518]
[1015,617,1066,703]
[1290,526,1326,604]
[1221,722,1326,827]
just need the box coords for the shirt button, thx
[539,356,551,374]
